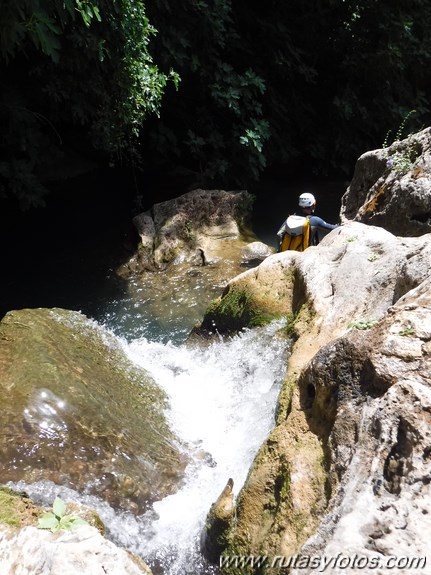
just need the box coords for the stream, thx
[3,173,343,574]
[10,269,290,575]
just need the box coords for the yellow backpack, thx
[280,215,311,252]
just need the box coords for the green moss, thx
[0,308,186,513]
[0,486,41,528]
[282,312,299,340]
[292,302,315,337]
[273,459,291,509]
[275,374,297,424]
[201,288,278,334]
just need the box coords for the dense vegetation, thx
[0,0,178,207]
[1,0,430,208]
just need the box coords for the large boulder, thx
[118,188,257,275]
[0,524,152,575]
[196,222,431,340]
[0,308,187,514]
[116,189,271,339]
[340,127,431,236]
[289,276,431,574]
[205,222,431,572]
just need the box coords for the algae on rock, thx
[0,308,187,514]
[196,287,278,335]
[0,485,41,529]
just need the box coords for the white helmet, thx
[298,192,316,208]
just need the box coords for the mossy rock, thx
[0,308,187,514]
[195,287,278,335]
[0,486,41,529]
[201,478,235,563]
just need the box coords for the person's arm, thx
[309,215,338,231]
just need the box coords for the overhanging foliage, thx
[1,0,431,207]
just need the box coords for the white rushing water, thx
[123,319,289,574]
[11,319,289,575]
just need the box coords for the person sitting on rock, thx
[277,192,338,252]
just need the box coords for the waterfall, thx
[11,319,288,575]
[122,320,289,574]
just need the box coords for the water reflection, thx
[23,388,69,441]
[99,250,256,343]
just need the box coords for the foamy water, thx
[11,319,289,574]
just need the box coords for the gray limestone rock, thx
[215,223,431,573]
[118,188,257,276]
[341,127,431,236]
[0,524,152,575]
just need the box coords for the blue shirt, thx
[307,215,338,245]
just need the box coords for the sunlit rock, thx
[201,478,235,563]
[0,524,152,575]
[212,222,431,571]
[0,485,152,574]
[341,126,431,236]
[116,189,272,341]
[0,308,187,514]
[118,188,258,275]
[241,241,274,264]
[290,276,431,574]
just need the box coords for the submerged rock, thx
[0,308,187,514]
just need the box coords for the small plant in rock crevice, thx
[38,497,89,533]
[399,327,415,336]
[386,146,421,175]
[382,109,417,149]
[382,110,422,175]
[348,319,378,330]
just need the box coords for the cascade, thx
[123,320,289,574]
[11,318,289,575]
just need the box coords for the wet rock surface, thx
[0,308,187,514]
[0,485,153,574]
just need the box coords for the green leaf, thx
[92,6,102,22]
[38,513,60,531]
[52,497,67,518]
[60,515,89,530]
[71,517,89,527]
[63,0,76,17]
